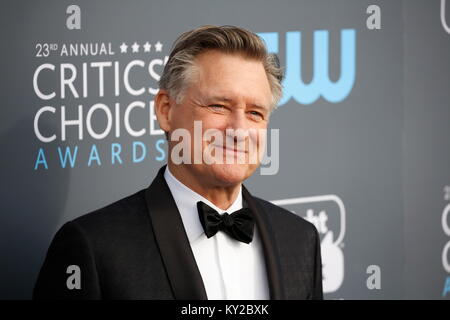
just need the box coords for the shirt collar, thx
[164,166,243,243]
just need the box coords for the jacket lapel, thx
[242,185,286,299]
[144,166,207,300]
[144,165,285,300]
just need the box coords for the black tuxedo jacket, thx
[34,166,323,300]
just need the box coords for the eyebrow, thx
[249,103,270,113]
[206,96,233,103]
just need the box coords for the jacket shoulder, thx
[253,197,318,235]
[72,188,148,233]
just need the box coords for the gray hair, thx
[159,25,283,109]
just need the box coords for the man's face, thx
[166,49,273,187]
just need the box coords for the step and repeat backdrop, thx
[0,0,449,299]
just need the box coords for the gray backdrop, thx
[0,0,449,299]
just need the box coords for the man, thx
[34,25,323,300]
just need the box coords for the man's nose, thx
[225,110,250,144]
[227,109,248,131]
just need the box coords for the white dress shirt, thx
[164,166,270,300]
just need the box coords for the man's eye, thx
[249,111,264,120]
[208,105,226,111]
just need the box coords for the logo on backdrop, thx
[32,6,356,171]
[32,6,168,171]
[258,29,356,106]
[271,195,346,294]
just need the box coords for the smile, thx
[210,143,248,154]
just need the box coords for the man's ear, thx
[154,89,172,134]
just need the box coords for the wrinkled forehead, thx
[188,51,273,109]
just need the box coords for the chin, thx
[209,163,257,186]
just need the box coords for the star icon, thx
[120,42,128,53]
[132,42,140,53]
[143,42,152,52]
[155,41,163,52]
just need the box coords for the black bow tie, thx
[196,201,255,244]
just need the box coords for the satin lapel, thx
[144,166,207,300]
[243,185,285,299]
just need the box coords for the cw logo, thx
[258,29,356,106]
